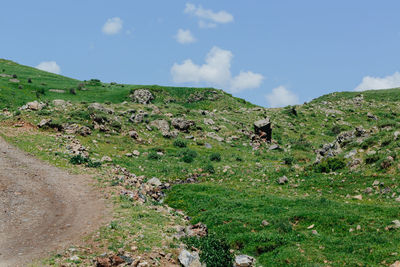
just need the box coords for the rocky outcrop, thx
[254,118,272,142]
[171,118,195,132]
[131,89,154,104]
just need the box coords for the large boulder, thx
[178,250,203,267]
[254,118,272,142]
[131,89,154,104]
[171,117,195,132]
[22,101,46,111]
[234,255,255,267]
[150,119,174,137]
[88,103,114,114]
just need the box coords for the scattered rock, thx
[269,144,280,150]
[186,222,208,237]
[234,254,255,267]
[21,101,46,111]
[131,89,154,104]
[353,195,363,200]
[367,112,378,120]
[101,156,113,162]
[390,261,400,267]
[129,130,139,139]
[9,78,20,83]
[204,118,215,125]
[207,132,224,142]
[147,177,162,187]
[172,118,195,132]
[38,119,52,128]
[261,220,269,226]
[89,103,114,114]
[132,150,140,156]
[150,119,173,137]
[277,176,289,185]
[52,99,67,107]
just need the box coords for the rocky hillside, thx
[1,59,400,266]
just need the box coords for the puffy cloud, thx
[175,29,196,44]
[265,86,299,108]
[35,61,61,74]
[184,3,233,28]
[171,46,263,92]
[231,71,264,93]
[355,72,400,91]
[102,17,123,35]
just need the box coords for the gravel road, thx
[0,137,108,266]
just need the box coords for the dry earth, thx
[0,137,109,266]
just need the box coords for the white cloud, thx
[171,46,263,92]
[354,72,400,91]
[265,86,299,108]
[35,61,61,74]
[184,3,233,27]
[231,71,264,93]
[175,29,196,44]
[102,17,123,35]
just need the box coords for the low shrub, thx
[179,148,197,163]
[210,152,221,162]
[204,163,215,174]
[173,139,187,148]
[314,157,346,173]
[148,151,161,160]
[70,155,89,165]
[183,233,233,267]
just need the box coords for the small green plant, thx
[283,155,295,165]
[183,233,234,267]
[148,151,161,160]
[173,139,187,148]
[314,157,346,173]
[210,152,221,162]
[179,148,197,163]
[69,155,89,165]
[365,154,380,164]
[204,163,215,174]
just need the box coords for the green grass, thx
[1,59,400,266]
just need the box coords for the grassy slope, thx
[1,59,400,266]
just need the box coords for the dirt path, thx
[0,137,109,266]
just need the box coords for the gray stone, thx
[52,99,67,107]
[88,103,114,114]
[254,118,272,142]
[147,177,162,187]
[178,250,202,267]
[269,144,280,150]
[234,254,255,267]
[277,176,289,185]
[207,132,224,142]
[131,89,154,104]
[171,118,195,132]
[37,119,52,128]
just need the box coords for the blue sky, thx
[1,1,400,107]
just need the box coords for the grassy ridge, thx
[1,59,400,266]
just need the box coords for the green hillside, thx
[1,59,400,266]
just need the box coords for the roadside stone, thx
[234,254,255,267]
[178,250,202,267]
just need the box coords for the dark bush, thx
[365,154,380,164]
[70,155,89,165]
[179,148,197,163]
[314,157,346,173]
[173,139,187,148]
[148,151,161,160]
[183,233,233,267]
[204,163,215,174]
[283,155,294,165]
[210,152,221,162]
[69,88,77,95]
